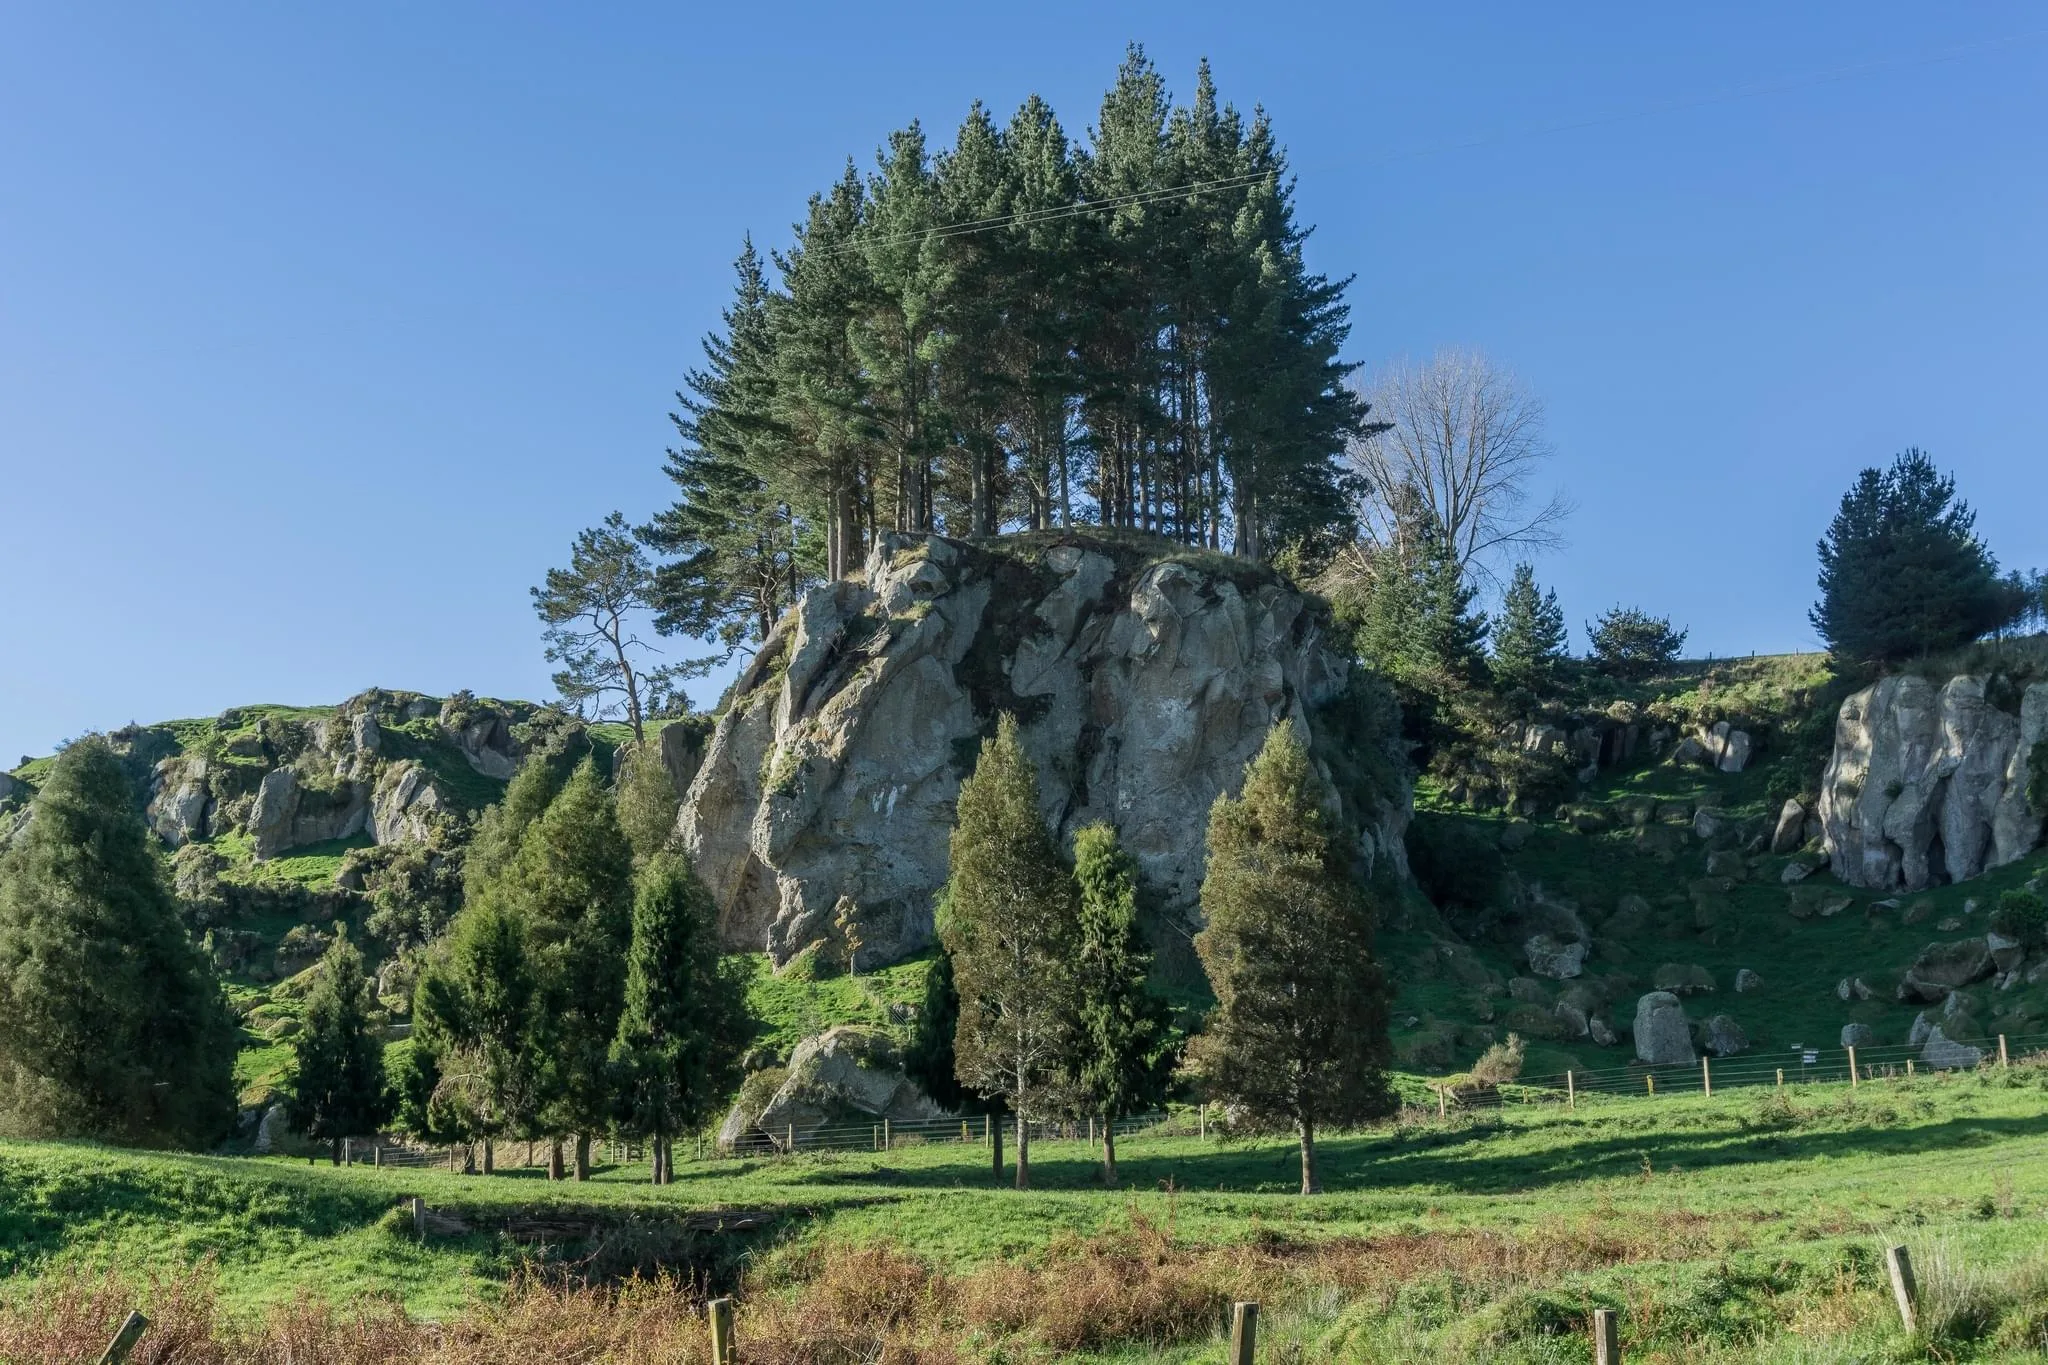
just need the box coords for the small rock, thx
[1963,898,1980,916]
[1589,1016,1618,1046]
[1704,849,1747,880]
[1942,989,1970,1021]
[1840,1023,1877,1048]
[1986,931,2025,974]
[1523,934,1587,981]
[1771,798,1806,855]
[1908,1011,1935,1046]
[1652,962,1715,995]
[1851,977,1873,1001]
[1734,968,1763,993]
[1901,900,1934,926]
[1920,1026,1983,1071]
[1836,978,1853,1002]
[1819,895,1853,918]
[1936,916,1964,933]
[1781,858,1819,885]
[1697,1013,1749,1056]
[1693,806,1733,843]
[1898,938,1996,1003]
[1554,1002,1590,1038]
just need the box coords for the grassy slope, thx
[1,1067,2044,1358]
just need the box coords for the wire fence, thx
[324,1032,2046,1172]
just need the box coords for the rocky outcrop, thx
[717,1026,945,1149]
[1819,675,2048,890]
[1898,938,1995,1002]
[677,533,1410,964]
[1634,992,1695,1065]
[147,758,214,845]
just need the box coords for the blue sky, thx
[4,3,2044,762]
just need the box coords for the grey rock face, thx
[1909,1011,1936,1047]
[677,533,1407,964]
[371,761,448,845]
[248,768,301,859]
[1523,933,1587,980]
[1634,992,1696,1065]
[1898,938,1996,1002]
[147,757,213,846]
[1819,676,2048,890]
[1920,1025,1983,1070]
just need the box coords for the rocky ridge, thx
[1819,675,2048,891]
[677,530,1412,966]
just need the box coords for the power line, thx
[778,25,2048,263]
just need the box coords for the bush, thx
[1992,890,2047,950]
[1587,607,1687,680]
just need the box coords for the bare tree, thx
[1345,349,1571,582]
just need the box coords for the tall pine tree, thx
[942,715,1079,1190]
[0,739,237,1148]
[287,930,390,1163]
[1190,721,1393,1195]
[1069,823,1170,1186]
[1491,563,1568,692]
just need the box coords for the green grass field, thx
[4,1063,2045,1360]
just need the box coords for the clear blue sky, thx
[5,3,2045,763]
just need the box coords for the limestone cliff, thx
[1819,674,2048,890]
[677,530,1411,966]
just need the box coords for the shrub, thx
[1992,890,2047,950]
[1469,1033,1526,1086]
[1587,607,1688,680]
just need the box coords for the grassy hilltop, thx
[3,1064,2047,1360]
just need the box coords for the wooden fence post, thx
[1847,1045,1859,1087]
[1999,1034,2009,1069]
[1907,1059,1915,1078]
[1701,1056,1712,1098]
[1885,1245,1918,1333]
[1228,1301,1258,1365]
[411,1196,426,1240]
[1646,1074,1655,1097]
[1593,1307,1621,1365]
[373,1144,382,1167]
[883,1119,891,1151]
[1776,1067,1784,1089]
[1437,1085,1447,1120]
[1199,1102,1207,1138]
[95,1309,148,1365]
[343,1137,351,1167]
[708,1296,735,1365]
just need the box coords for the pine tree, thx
[610,851,752,1183]
[412,900,540,1166]
[1069,823,1170,1186]
[464,753,563,900]
[1491,563,1568,692]
[1812,449,2008,664]
[287,930,390,1163]
[1586,606,1688,680]
[1189,721,1393,1195]
[503,757,637,1179]
[1355,508,1488,688]
[942,715,1080,1190]
[0,738,236,1148]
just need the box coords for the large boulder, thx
[1696,1013,1748,1057]
[147,757,213,846]
[1771,799,1807,855]
[247,768,301,859]
[1819,676,2048,890]
[676,533,1409,964]
[1634,992,1696,1065]
[731,1026,947,1145]
[1898,938,1996,1003]
[1920,1026,1983,1071]
[1523,933,1586,980]
[1840,1022,1876,1048]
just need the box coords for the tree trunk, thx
[330,1138,341,1167]
[548,1139,564,1182]
[1102,1119,1117,1187]
[990,1113,1003,1183]
[482,1140,494,1175]
[462,1144,476,1175]
[574,1135,592,1181]
[1298,1117,1320,1196]
[1014,1111,1030,1191]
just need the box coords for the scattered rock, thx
[1840,1023,1877,1048]
[1780,856,1821,885]
[1602,894,1653,937]
[1920,1026,1983,1071]
[727,1026,948,1146]
[1909,1012,1935,1046]
[1771,798,1807,855]
[1589,1016,1619,1046]
[1704,849,1747,880]
[1734,968,1763,993]
[1901,900,1934,926]
[1523,934,1587,980]
[1671,737,1708,767]
[1693,806,1735,844]
[1898,938,1996,1003]
[1936,916,1964,933]
[1634,992,1696,1065]
[1819,895,1853,918]
[1656,801,1695,827]
[1987,931,2025,974]
[1696,1013,1749,1056]
[1553,1002,1590,1038]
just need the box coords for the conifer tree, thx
[287,930,390,1163]
[1069,823,1171,1186]
[0,738,236,1147]
[1356,509,1488,687]
[610,851,751,1183]
[1190,721,1393,1194]
[1586,606,1688,680]
[1491,563,1568,692]
[942,715,1080,1190]
[503,757,637,1179]
[614,738,681,869]
[1812,449,2008,664]
[412,900,540,1169]
[464,753,562,899]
